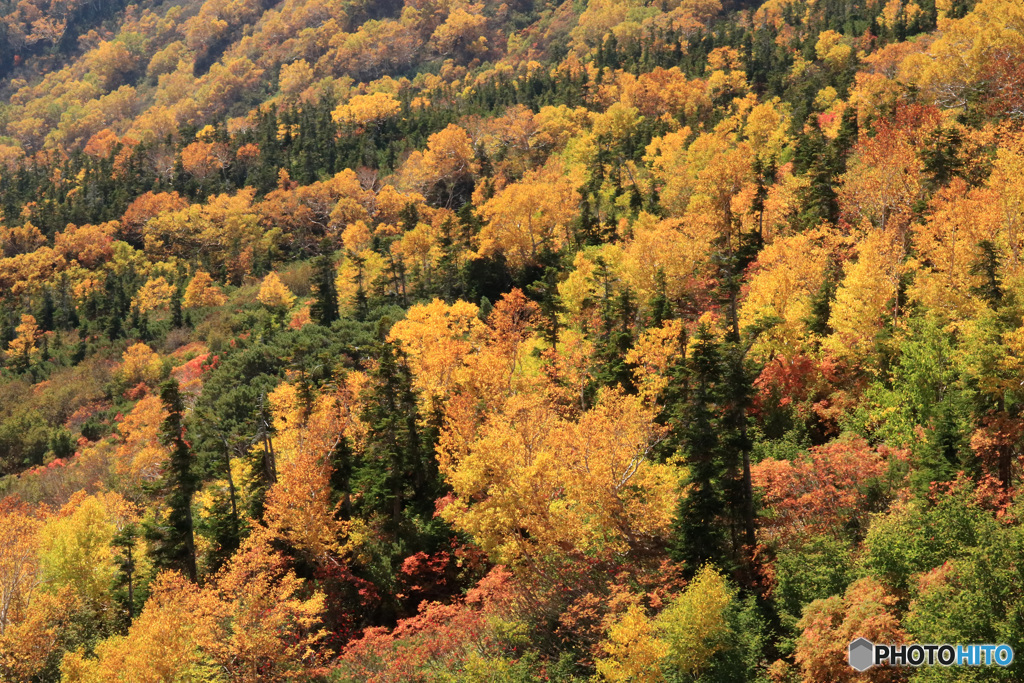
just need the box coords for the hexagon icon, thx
[849,638,875,672]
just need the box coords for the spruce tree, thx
[112,523,141,626]
[310,252,340,326]
[145,378,198,582]
[170,282,184,329]
[356,324,430,529]
[667,323,733,573]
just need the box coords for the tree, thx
[477,160,580,270]
[401,124,478,208]
[667,323,734,573]
[388,298,486,412]
[331,92,402,129]
[358,328,427,529]
[54,222,116,268]
[437,380,675,567]
[6,314,39,369]
[181,141,231,181]
[825,227,906,360]
[261,379,359,563]
[838,115,926,234]
[0,500,44,639]
[111,523,140,625]
[429,7,489,62]
[182,270,227,308]
[133,276,176,315]
[117,343,162,387]
[39,493,136,614]
[145,379,198,583]
[752,439,899,546]
[795,577,905,683]
[310,254,339,326]
[115,394,170,485]
[596,604,668,683]
[656,565,736,678]
[199,530,326,681]
[257,272,296,309]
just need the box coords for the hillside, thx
[1,0,1024,680]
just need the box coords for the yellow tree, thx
[331,92,402,129]
[645,121,754,262]
[826,226,907,359]
[262,381,360,562]
[197,529,327,682]
[182,270,228,308]
[39,493,137,612]
[437,384,675,565]
[429,5,489,61]
[60,571,211,682]
[117,343,163,387]
[257,272,296,309]
[0,500,45,639]
[594,565,736,683]
[62,531,325,683]
[739,228,831,351]
[596,603,668,683]
[0,498,76,683]
[133,276,177,315]
[477,159,580,270]
[115,395,171,484]
[620,213,717,303]
[908,179,1000,322]
[987,132,1024,289]
[6,314,40,365]
[655,565,735,677]
[401,124,477,207]
[388,299,487,412]
[626,319,684,405]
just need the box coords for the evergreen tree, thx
[111,523,142,627]
[356,323,431,529]
[170,282,184,329]
[145,378,198,582]
[526,266,563,345]
[668,324,733,573]
[649,268,673,326]
[592,258,636,390]
[310,252,340,326]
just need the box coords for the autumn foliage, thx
[2,0,1024,680]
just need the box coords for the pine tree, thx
[667,324,733,574]
[112,522,142,627]
[310,252,340,326]
[649,268,673,326]
[171,282,184,329]
[356,324,429,529]
[145,378,198,582]
[526,266,563,345]
[592,259,636,390]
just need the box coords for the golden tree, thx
[182,270,227,308]
[257,272,296,309]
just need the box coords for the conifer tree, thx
[667,323,733,574]
[145,378,198,582]
[357,323,429,529]
[112,522,141,626]
[311,253,340,326]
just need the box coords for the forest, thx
[0,0,1022,680]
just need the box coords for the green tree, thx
[145,378,198,582]
[311,253,340,326]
